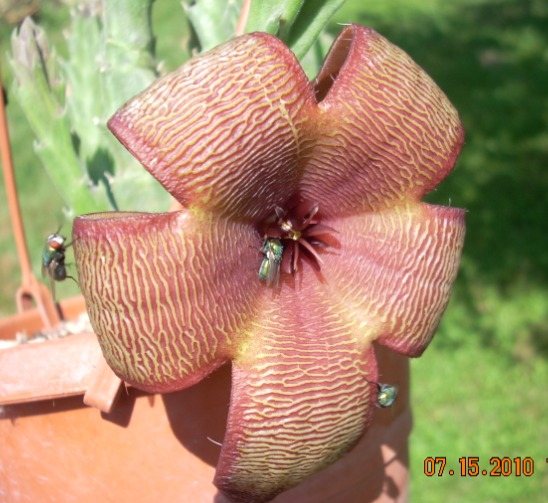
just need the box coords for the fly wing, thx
[42,260,58,300]
[266,258,281,288]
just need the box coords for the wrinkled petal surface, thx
[108,33,314,222]
[301,26,464,216]
[319,204,465,356]
[73,211,262,392]
[215,274,377,502]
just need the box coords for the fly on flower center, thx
[257,200,337,287]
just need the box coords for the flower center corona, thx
[257,199,336,286]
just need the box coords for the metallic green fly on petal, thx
[377,383,398,408]
[258,237,283,287]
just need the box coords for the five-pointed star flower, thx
[73,24,465,502]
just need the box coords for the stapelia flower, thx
[73,25,465,502]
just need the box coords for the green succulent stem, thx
[10,18,102,216]
[102,0,157,115]
[244,0,346,60]
[9,1,169,218]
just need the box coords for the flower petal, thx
[108,33,315,221]
[300,25,464,215]
[320,203,465,356]
[214,279,378,502]
[73,211,262,392]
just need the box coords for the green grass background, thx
[1,1,547,502]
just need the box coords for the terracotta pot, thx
[0,297,409,502]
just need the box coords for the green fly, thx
[366,378,398,408]
[42,232,77,297]
[258,237,283,287]
[376,383,398,408]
